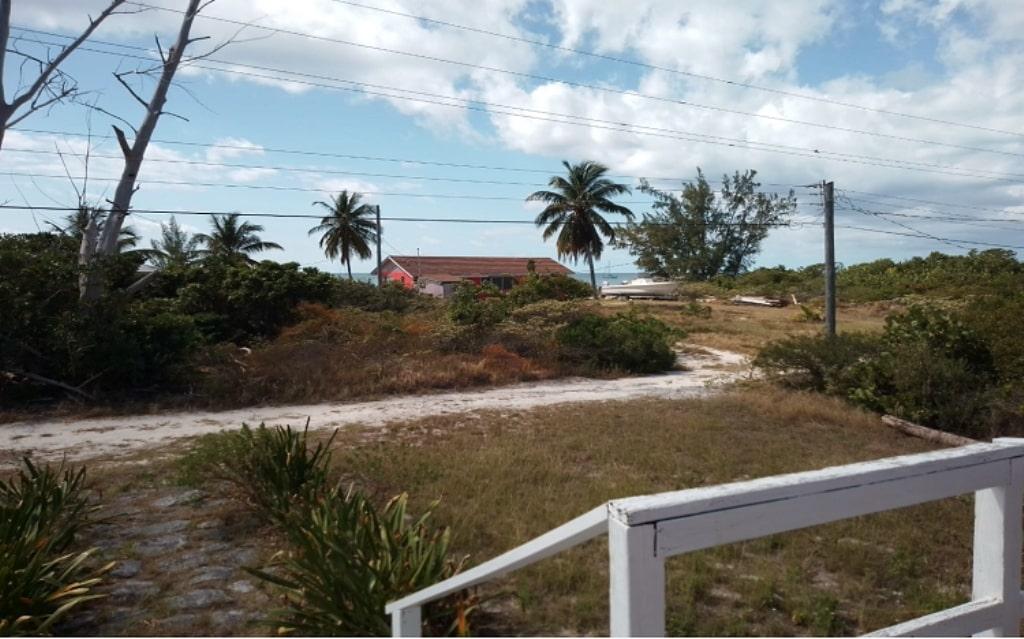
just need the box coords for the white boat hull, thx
[600,280,679,299]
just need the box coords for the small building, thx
[373,255,573,298]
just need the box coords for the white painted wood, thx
[611,442,1024,526]
[971,456,1024,637]
[656,460,1006,556]
[385,505,607,613]
[391,606,422,637]
[608,519,665,637]
[863,598,1003,637]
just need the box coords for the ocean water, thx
[344,272,644,285]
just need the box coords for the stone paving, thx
[63,486,276,636]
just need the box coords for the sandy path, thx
[1,347,748,464]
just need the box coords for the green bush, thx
[756,304,1020,437]
[177,259,340,343]
[1,459,109,636]
[754,333,883,394]
[332,278,421,313]
[178,422,335,521]
[556,312,679,373]
[447,281,509,326]
[505,273,592,306]
[250,486,464,637]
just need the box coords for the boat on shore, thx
[600,277,680,299]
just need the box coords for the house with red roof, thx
[372,255,573,298]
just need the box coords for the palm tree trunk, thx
[346,258,353,281]
[588,254,598,299]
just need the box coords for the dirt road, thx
[1,347,748,464]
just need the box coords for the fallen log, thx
[881,414,976,447]
[730,295,784,307]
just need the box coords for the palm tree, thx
[526,160,633,295]
[150,216,199,268]
[53,207,141,252]
[308,191,378,280]
[196,213,282,263]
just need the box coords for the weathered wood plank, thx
[609,520,665,637]
[391,605,422,637]
[655,460,1006,556]
[611,442,1024,526]
[863,598,1002,637]
[881,414,976,447]
[385,505,607,613]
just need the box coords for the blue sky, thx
[3,0,1022,275]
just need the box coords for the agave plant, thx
[0,458,111,636]
[250,486,466,636]
[180,420,336,521]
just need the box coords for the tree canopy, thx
[618,169,796,280]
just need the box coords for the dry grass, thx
[592,299,892,354]
[329,388,972,636]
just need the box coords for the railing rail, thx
[388,439,1024,637]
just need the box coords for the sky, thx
[2,0,1022,275]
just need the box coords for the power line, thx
[837,188,1019,216]
[19,35,1023,183]
[128,2,1024,140]
[0,204,814,227]
[835,224,1024,250]
[0,146,816,200]
[14,25,1022,160]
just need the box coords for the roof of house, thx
[373,255,572,278]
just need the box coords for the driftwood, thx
[5,369,94,401]
[881,414,976,447]
[730,295,784,308]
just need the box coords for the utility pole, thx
[376,204,383,288]
[823,180,836,337]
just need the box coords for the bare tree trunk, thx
[82,0,205,301]
[0,0,127,151]
[346,259,353,281]
[588,254,598,299]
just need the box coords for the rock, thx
[167,588,231,610]
[136,533,188,557]
[210,609,258,629]
[152,490,205,509]
[110,559,142,578]
[191,565,235,584]
[137,519,190,536]
[154,613,201,633]
[228,580,255,594]
[226,547,259,566]
[108,580,160,603]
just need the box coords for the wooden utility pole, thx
[823,180,836,336]
[376,204,383,287]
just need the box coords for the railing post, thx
[609,518,665,637]
[972,446,1024,637]
[391,606,422,637]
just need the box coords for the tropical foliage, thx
[149,216,200,268]
[618,169,796,280]
[755,304,1024,438]
[309,190,378,280]
[1,459,109,636]
[527,160,633,294]
[196,213,282,263]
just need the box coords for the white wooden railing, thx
[387,439,1024,637]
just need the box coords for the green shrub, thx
[884,304,994,376]
[0,459,109,636]
[754,333,883,394]
[177,259,340,343]
[178,422,335,521]
[505,273,592,306]
[447,282,509,326]
[556,312,679,373]
[250,486,465,636]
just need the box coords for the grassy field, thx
[327,388,967,636]
[593,298,892,355]
[36,387,980,636]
